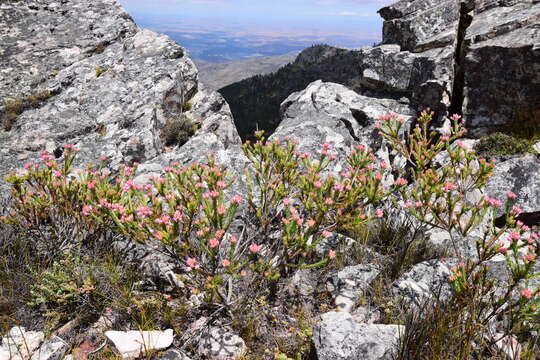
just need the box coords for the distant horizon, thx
[118,0,393,62]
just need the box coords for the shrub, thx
[2,111,540,358]
[161,115,197,147]
[1,91,52,131]
[378,111,540,359]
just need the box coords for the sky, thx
[118,0,394,61]
[119,0,392,38]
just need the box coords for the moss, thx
[182,101,193,112]
[2,91,52,131]
[475,132,536,157]
[95,67,107,78]
[161,114,197,147]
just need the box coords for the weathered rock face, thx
[379,0,540,133]
[272,80,413,174]
[462,0,540,133]
[0,0,241,191]
[485,154,540,219]
[313,312,403,360]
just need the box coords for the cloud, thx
[334,11,357,15]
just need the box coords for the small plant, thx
[182,101,193,112]
[475,132,535,157]
[1,91,52,131]
[161,115,197,147]
[95,67,107,78]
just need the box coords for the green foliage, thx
[1,91,52,131]
[182,101,193,112]
[161,114,197,146]
[475,132,535,157]
[95,67,107,78]
[28,252,93,311]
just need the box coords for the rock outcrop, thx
[221,0,539,141]
[0,0,241,191]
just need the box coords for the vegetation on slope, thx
[1,112,540,359]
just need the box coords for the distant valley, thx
[194,53,298,90]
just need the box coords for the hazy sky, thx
[118,0,394,39]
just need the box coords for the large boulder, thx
[462,1,540,133]
[272,80,414,173]
[485,154,540,223]
[313,311,403,360]
[0,0,242,192]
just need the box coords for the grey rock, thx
[462,1,540,133]
[197,327,246,360]
[313,311,403,360]
[0,327,44,360]
[351,305,382,325]
[392,259,458,307]
[273,80,414,174]
[485,154,540,215]
[0,0,242,192]
[158,349,192,360]
[327,264,381,313]
[379,0,463,52]
[286,268,319,297]
[29,338,68,360]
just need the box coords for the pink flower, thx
[507,232,521,242]
[222,259,231,267]
[230,194,242,204]
[307,219,316,227]
[443,182,458,193]
[521,288,533,299]
[216,181,227,189]
[322,230,332,239]
[328,250,336,259]
[395,178,408,186]
[82,205,94,216]
[217,205,226,215]
[23,163,33,169]
[314,181,323,188]
[322,143,332,151]
[523,253,536,263]
[324,198,334,205]
[210,190,219,198]
[123,180,135,192]
[404,202,413,209]
[506,191,517,199]
[52,170,62,178]
[499,247,508,254]
[484,197,502,208]
[375,209,384,218]
[230,236,238,244]
[511,205,522,215]
[249,244,261,254]
[283,198,291,205]
[209,238,220,248]
[380,161,388,169]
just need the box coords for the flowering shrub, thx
[242,132,405,277]
[378,111,540,357]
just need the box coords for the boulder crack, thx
[449,1,475,116]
